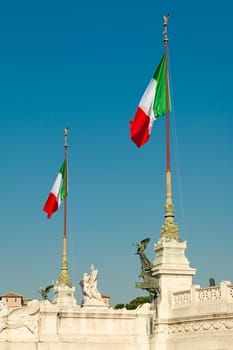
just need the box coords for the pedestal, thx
[152,238,196,319]
[53,283,77,307]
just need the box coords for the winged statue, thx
[134,237,152,272]
[38,284,54,301]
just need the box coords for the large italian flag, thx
[43,161,67,219]
[130,55,171,148]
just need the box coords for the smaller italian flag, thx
[130,55,171,148]
[43,161,67,219]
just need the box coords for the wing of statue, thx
[141,237,150,249]
[44,284,54,293]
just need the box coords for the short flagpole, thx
[58,127,72,287]
[160,14,180,241]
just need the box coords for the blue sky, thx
[0,0,233,307]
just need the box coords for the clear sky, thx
[0,0,233,307]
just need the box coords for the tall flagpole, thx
[64,127,68,241]
[58,127,72,287]
[160,14,180,241]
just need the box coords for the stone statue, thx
[80,273,92,304]
[209,278,216,287]
[89,264,102,300]
[80,264,105,306]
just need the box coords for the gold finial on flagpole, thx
[64,127,68,148]
[163,13,169,44]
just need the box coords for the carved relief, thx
[0,301,8,333]
[0,300,39,338]
[154,324,168,334]
[224,320,233,329]
[164,318,233,335]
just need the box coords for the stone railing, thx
[172,281,233,306]
[172,290,191,305]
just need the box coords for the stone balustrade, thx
[172,280,233,306]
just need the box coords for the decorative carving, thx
[160,201,180,241]
[58,248,72,288]
[0,301,8,333]
[0,300,39,337]
[212,321,222,330]
[197,287,221,302]
[224,320,233,329]
[228,286,233,298]
[192,322,201,331]
[202,322,211,330]
[173,290,191,305]
[165,318,233,335]
[154,324,168,334]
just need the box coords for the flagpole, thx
[58,127,72,287]
[160,14,180,241]
[163,14,172,202]
[64,127,68,240]
[164,14,171,174]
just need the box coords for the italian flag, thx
[130,55,171,148]
[43,161,67,219]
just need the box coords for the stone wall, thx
[2,282,233,349]
[0,300,153,350]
